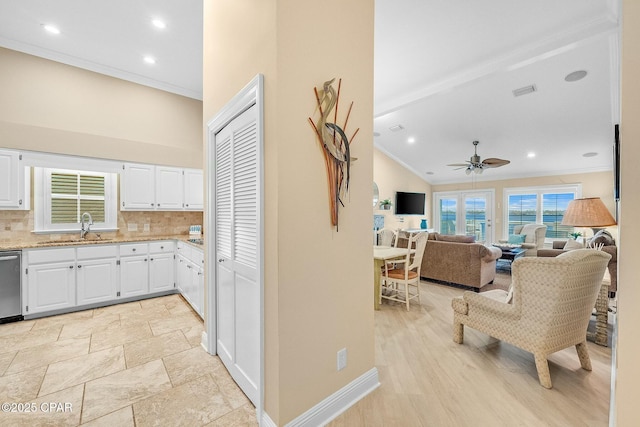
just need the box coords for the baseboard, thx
[261,411,277,427]
[284,367,380,427]
[201,331,208,352]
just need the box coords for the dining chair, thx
[380,231,428,310]
[376,228,396,247]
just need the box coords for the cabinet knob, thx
[78,265,82,269]
[197,272,202,276]
[187,265,192,269]
[150,258,154,261]
[151,203,155,207]
[160,246,164,249]
[158,203,161,207]
[69,265,74,269]
[218,258,224,263]
[144,258,148,262]
[132,248,136,252]
[186,204,189,207]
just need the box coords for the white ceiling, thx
[0,1,619,185]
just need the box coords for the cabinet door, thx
[0,149,23,209]
[193,265,204,318]
[149,253,174,292]
[183,168,203,210]
[121,163,155,210]
[77,258,118,305]
[155,166,183,210]
[27,262,76,314]
[176,255,190,296]
[120,255,149,297]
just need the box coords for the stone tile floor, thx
[0,294,257,426]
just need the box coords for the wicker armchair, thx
[451,249,611,388]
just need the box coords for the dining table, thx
[373,245,415,310]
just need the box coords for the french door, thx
[434,190,495,242]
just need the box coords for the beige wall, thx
[432,171,615,241]
[374,148,432,231]
[614,1,640,425]
[204,0,375,424]
[0,47,203,168]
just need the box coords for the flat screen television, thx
[395,191,425,215]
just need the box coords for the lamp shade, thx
[561,197,617,227]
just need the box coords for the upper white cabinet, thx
[120,162,202,211]
[121,163,155,210]
[183,168,204,210]
[0,149,30,210]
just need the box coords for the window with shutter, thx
[34,168,117,233]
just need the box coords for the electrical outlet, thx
[337,348,347,371]
[128,223,138,232]
[143,223,150,232]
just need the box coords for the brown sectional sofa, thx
[398,233,502,290]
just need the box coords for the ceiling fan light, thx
[475,167,482,174]
[465,167,472,175]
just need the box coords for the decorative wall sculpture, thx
[308,78,359,231]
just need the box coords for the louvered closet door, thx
[216,104,259,405]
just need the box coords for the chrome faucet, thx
[80,212,93,239]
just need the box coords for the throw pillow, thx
[507,234,526,244]
[563,239,583,250]
[588,229,615,246]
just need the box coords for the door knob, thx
[218,258,224,263]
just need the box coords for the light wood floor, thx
[330,280,612,427]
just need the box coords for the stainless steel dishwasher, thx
[0,250,22,323]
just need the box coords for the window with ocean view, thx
[435,190,494,242]
[504,185,581,240]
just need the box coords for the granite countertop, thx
[0,235,205,251]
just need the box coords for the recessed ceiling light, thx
[373,132,381,137]
[143,56,156,65]
[565,70,588,82]
[152,19,167,29]
[425,171,434,175]
[408,137,415,144]
[583,152,598,157]
[43,24,60,35]
[513,84,537,97]
[527,152,536,158]
[389,124,404,132]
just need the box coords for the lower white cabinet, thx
[120,254,149,298]
[27,260,76,315]
[176,242,204,318]
[149,241,175,293]
[23,239,195,317]
[77,258,118,305]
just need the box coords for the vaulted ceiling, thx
[0,1,619,184]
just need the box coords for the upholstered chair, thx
[509,224,547,256]
[451,249,611,389]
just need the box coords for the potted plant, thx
[380,199,392,210]
[569,231,582,240]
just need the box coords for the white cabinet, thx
[77,258,118,305]
[25,248,76,315]
[77,245,118,305]
[0,149,29,210]
[121,163,155,210]
[120,162,203,211]
[119,243,149,298]
[183,168,204,210]
[149,241,175,292]
[176,242,204,318]
[155,166,183,210]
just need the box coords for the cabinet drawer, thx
[119,243,148,256]
[27,248,75,264]
[149,241,175,254]
[192,248,204,266]
[176,242,192,260]
[77,245,118,260]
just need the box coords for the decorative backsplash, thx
[0,209,203,244]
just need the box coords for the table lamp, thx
[561,197,617,246]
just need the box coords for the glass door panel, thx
[438,197,457,235]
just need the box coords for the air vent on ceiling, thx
[512,84,537,97]
[389,124,405,132]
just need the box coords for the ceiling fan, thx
[447,140,510,175]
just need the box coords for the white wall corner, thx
[261,411,278,427]
[284,367,380,427]
[201,331,208,352]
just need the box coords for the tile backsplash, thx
[0,209,203,244]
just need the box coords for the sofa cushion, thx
[508,234,526,244]
[435,234,476,243]
[563,239,583,250]
[589,229,615,246]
